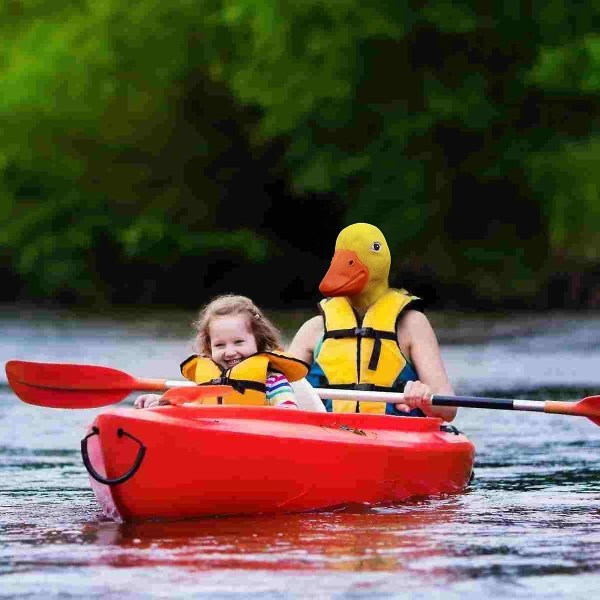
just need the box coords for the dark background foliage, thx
[1,1,599,311]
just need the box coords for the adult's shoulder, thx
[291,315,324,344]
[299,314,325,333]
[398,308,433,331]
[397,308,438,348]
[287,315,324,362]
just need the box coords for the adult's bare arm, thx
[397,310,457,422]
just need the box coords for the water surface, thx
[2,307,600,598]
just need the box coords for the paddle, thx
[311,387,600,426]
[4,360,231,409]
[7,360,600,425]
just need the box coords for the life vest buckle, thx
[354,327,375,337]
[209,376,247,394]
[207,376,240,395]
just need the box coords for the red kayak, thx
[82,405,475,522]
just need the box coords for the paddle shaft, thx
[312,388,584,418]
[116,378,198,391]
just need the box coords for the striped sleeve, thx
[266,372,298,409]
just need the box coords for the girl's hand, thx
[133,393,169,409]
[395,380,432,414]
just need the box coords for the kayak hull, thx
[83,405,475,522]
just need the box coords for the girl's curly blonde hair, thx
[192,294,283,357]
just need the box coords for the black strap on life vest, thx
[202,376,266,395]
[323,327,397,370]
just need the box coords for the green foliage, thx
[529,35,600,93]
[1,0,599,307]
[120,219,269,262]
[528,138,600,261]
[0,0,276,302]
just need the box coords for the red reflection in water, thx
[85,499,464,573]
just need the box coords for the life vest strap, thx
[323,327,396,341]
[323,328,397,370]
[203,378,266,395]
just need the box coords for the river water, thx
[1,306,600,598]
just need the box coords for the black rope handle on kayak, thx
[81,426,146,486]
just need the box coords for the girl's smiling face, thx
[209,314,258,369]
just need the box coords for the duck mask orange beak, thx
[319,249,369,297]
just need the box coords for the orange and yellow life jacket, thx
[180,351,309,406]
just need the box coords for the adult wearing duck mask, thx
[287,223,457,422]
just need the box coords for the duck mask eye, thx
[371,242,382,252]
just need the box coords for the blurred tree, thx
[207,0,600,307]
[0,0,280,305]
[0,1,598,308]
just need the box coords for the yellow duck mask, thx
[319,223,391,311]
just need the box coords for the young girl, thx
[134,294,310,409]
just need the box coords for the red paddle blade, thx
[8,380,129,408]
[578,395,600,426]
[6,360,139,390]
[5,360,155,409]
[547,395,600,426]
[162,385,233,405]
